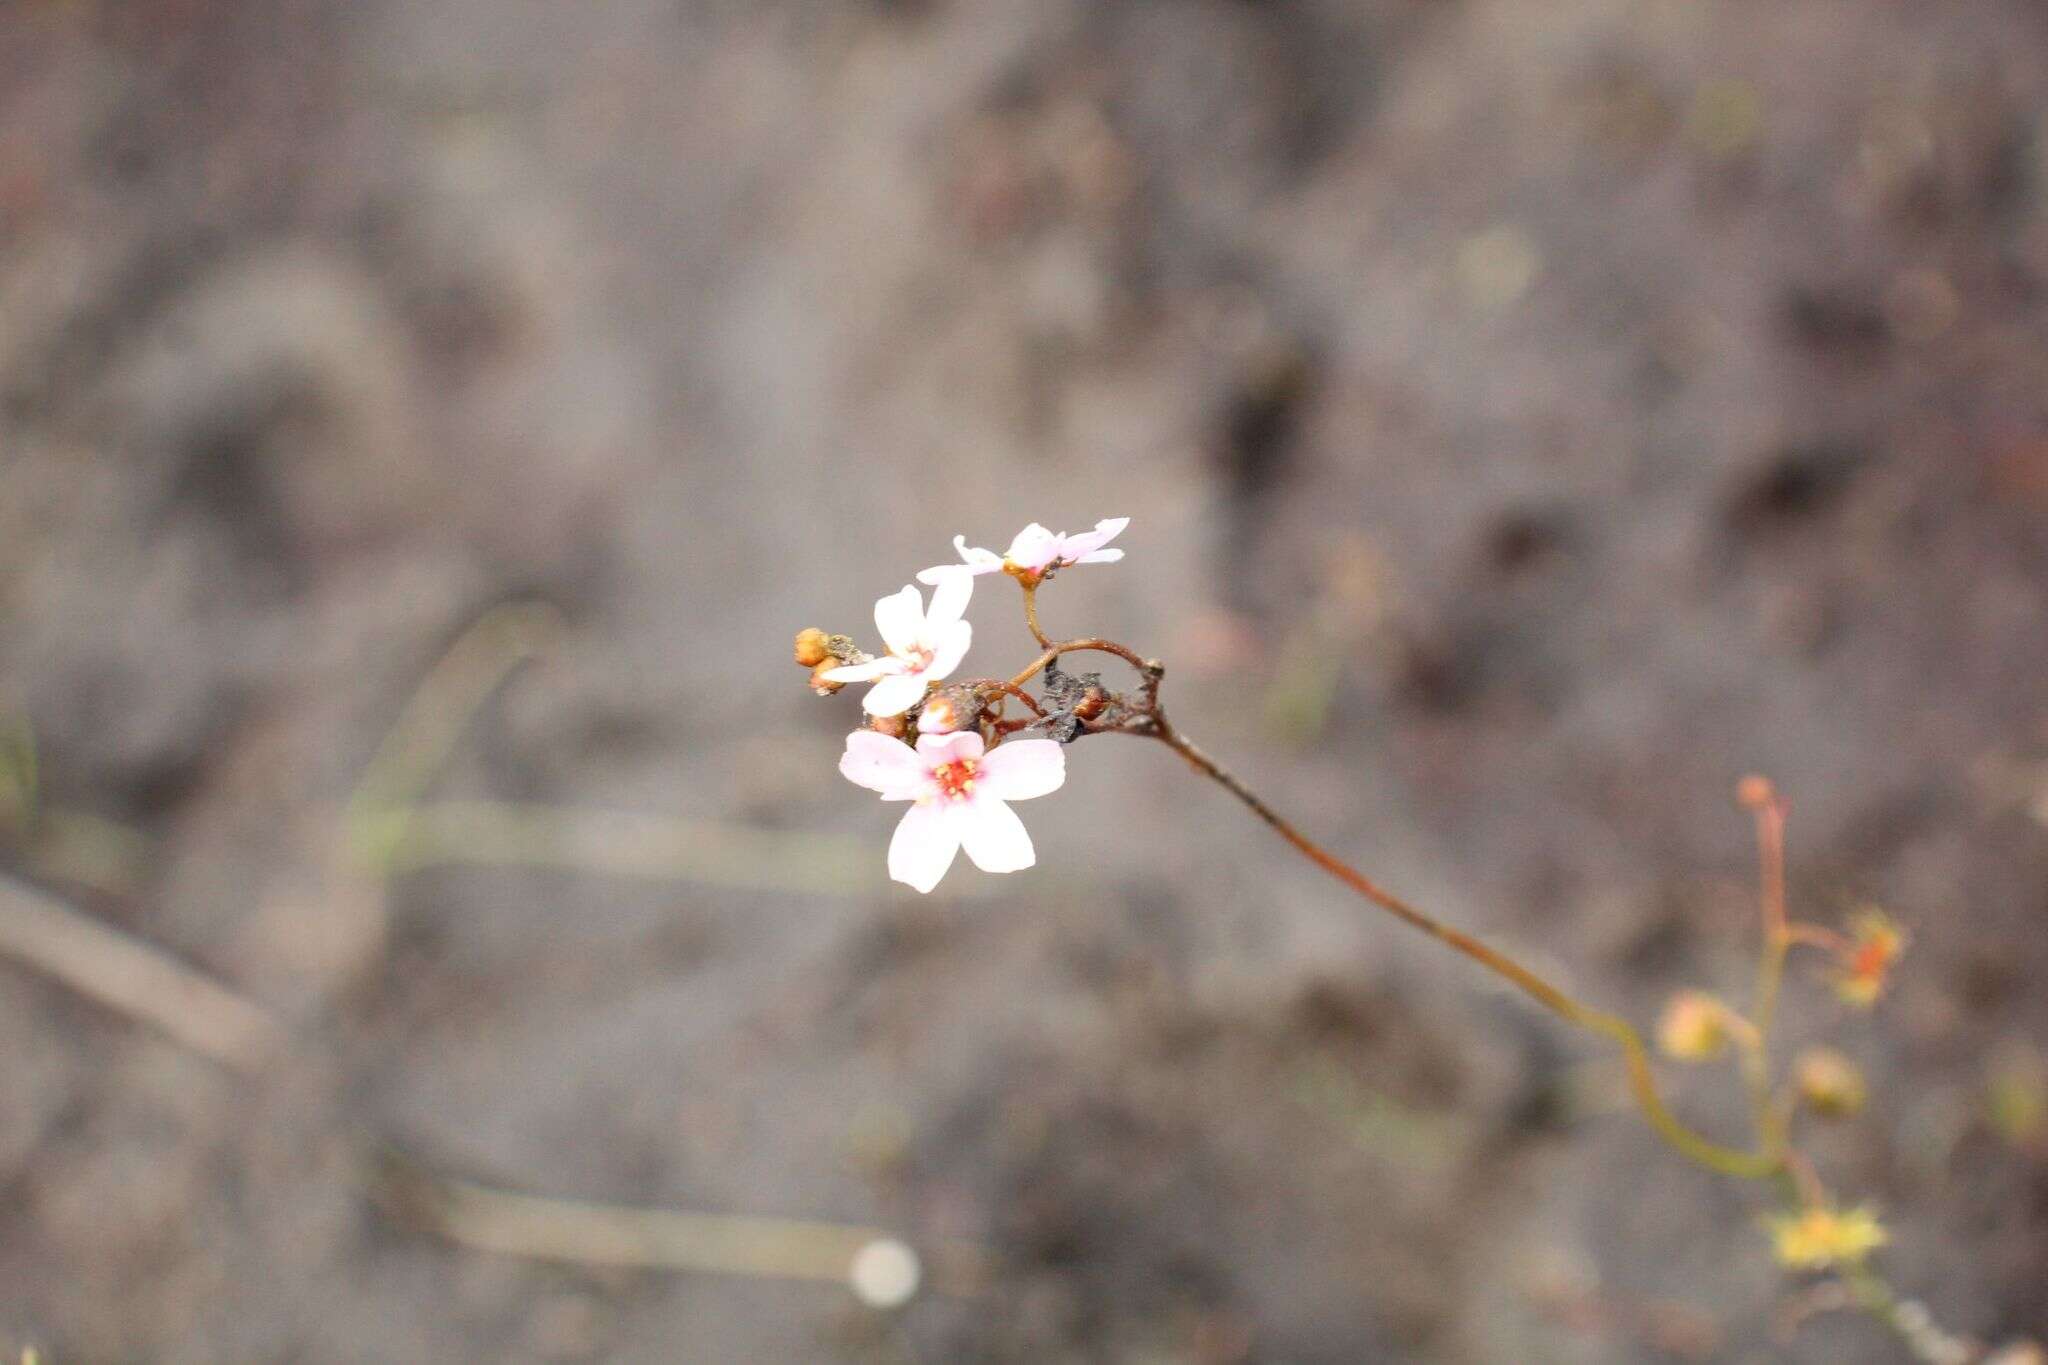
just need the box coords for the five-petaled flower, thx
[820,577,974,717]
[1766,1204,1888,1270]
[839,729,1066,893]
[918,517,1129,586]
[1833,908,1906,1008]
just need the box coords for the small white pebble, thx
[849,1237,921,1309]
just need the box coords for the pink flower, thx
[917,517,1129,584]
[839,729,1066,893]
[820,577,974,716]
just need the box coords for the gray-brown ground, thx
[3,1,2046,1360]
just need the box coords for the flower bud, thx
[917,695,963,735]
[1071,686,1110,722]
[1985,1045,2046,1149]
[869,712,910,740]
[1657,991,1731,1062]
[810,661,845,695]
[795,627,832,668]
[1793,1047,1867,1118]
[1736,773,1777,809]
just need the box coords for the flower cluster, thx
[787,529,1972,1359]
[795,518,1128,893]
[1652,777,1919,1295]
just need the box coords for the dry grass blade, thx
[379,1157,991,1301]
[0,873,285,1073]
[383,800,874,895]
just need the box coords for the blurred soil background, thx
[3,0,2047,1360]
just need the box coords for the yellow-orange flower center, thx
[931,758,979,801]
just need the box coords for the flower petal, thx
[957,797,1035,874]
[1004,523,1060,572]
[1072,548,1124,565]
[917,538,1002,583]
[1058,516,1129,560]
[920,618,972,682]
[819,657,900,683]
[861,672,928,717]
[978,738,1065,801]
[873,585,924,657]
[840,730,928,799]
[924,567,973,630]
[914,729,985,764]
[888,801,960,893]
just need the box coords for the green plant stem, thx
[1841,1263,1974,1365]
[1148,716,1782,1181]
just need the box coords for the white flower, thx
[917,517,1129,584]
[819,577,974,716]
[839,729,1066,893]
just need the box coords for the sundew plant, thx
[798,516,2011,1363]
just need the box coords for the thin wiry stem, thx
[1008,577,1151,687]
[1005,638,1153,691]
[1743,783,1793,1155]
[1020,582,1053,649]
[1748,784,1791,1038]
[1000,581,1974,1346]
[1143,715,1781,1180]
[976,679,1045,715]
[1783,921,1850,954]
[1781,1148,1827,1208]
[1841,1264,1977,1365]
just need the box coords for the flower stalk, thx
[804,516,1978,1356]
[1146,712,1783,1179]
